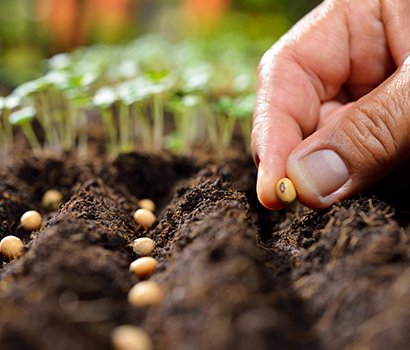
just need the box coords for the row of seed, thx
[111,198,160,350]
[0,190,62,259]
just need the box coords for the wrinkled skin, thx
[252,0,410,210]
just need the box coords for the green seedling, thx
[8,106,41,151]
[93,87,119,153]
[231,94,255,152]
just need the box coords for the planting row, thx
[0,35,265,156]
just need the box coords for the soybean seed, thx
[128,281,163,307]
[111,325,153,350]
[0,235,23,259]
[42,190,63,211]
[138,199,155,213]
[132,237,155,256]
[275,178,297,206]
[20,210,42,231]
[129,257,158,278]
[133,209,156,229]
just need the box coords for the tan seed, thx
[128,281,163,307]
[0,235,23,259]
[132,237,155,256]
[111,325,153,350]
[133,209,156,229]
[20,210,42,231]
[275,178,297,206]
[129,257,158,278]
[138,199,155,213]
[42,190,63,211]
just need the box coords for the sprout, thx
[48,53,72,71]
[181,64,212,93]
[9,106,41,151]
[93,87,118,152]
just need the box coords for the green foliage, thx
[3,34,261,156]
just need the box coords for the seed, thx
[132,237,155,256]
[138,199,155,213]
[133,209,156,229]
[42,190,63,211]
[129,257,158,278]
[0,235,23,259]
[20,210,42,231]
[111,325,153,350]
[275,178,297,206]
[128,281,163,307]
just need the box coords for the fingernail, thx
[295,150,349,197]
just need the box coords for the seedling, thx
[111,325,153,350]
[42,190,63,211]
[129,257,158,278]
[0,235,23,259]
[276,178,297,206]
[134,209,156,229]
[92,87,119,153]
[138,199,156,213]
[128,280,163,307]
[9,107,41,152]
[132,237,155,256]
[20,210,42,231]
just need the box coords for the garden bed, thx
[0,150,409,350]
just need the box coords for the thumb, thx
[287,56,410,209]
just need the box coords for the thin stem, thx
[77,109,88,157]
[202,103,218,151]
[152,94,164,151]
[22,123,41,151]
[135,103,151,149]
[119,103,131,152]
[102,108,118,153]
[240,119,252,153]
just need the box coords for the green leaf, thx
[9,106,36,126]
[93,87,118,108]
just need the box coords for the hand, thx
[252,0,410,210]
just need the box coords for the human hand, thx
[252,0,410,210]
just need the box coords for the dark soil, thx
[0,151,409,350]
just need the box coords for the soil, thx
[0,149,409,350]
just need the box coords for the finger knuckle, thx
[342,99,403,167]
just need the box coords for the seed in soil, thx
[138,199,156,212]
[41,189,63,211]
[129,257,158,278]
[111,325,153,350]
[133,209,156,229]
[128,281,163,307]
[132,237,155,256]
[20,210,42,231]
[275,178,297,206]
[0,235,23,259]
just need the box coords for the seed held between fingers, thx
[20,210,42,231]
[132,237,155,256]
[133,209,156,229]
[0,235,23,259]
[111,325,153,350]
[128,281,163,307]
[275,178,297,206]
[129,257,158,278]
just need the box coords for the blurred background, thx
[0,0,320,90]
